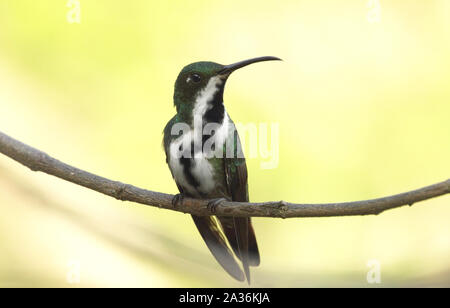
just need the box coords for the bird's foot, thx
[207,198,228,214]
[172,193,185,209]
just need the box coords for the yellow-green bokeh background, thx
[0,0,449,287]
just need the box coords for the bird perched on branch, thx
[163,57,281,283]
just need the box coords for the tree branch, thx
[0,130,448,218]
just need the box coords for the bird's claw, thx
[172,193,185,209]
[207,198,227,214]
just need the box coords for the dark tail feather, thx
[233,217,250,284]
[191,215,245,282]
[247,219,260,266]
[220,218,260,267]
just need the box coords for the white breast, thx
[168,131,213,197]
[168,76,229,197]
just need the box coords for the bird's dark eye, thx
[191,73,201,83]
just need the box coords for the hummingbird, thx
[163,56,281,283]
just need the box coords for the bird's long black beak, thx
[218,56,282,76]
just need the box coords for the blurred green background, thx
[0,0,449,287]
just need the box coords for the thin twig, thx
[0,131,448,218]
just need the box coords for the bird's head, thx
[173,56,281,116]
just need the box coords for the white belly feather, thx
[168,76,230,197]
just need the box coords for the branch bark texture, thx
[0,131,448,218]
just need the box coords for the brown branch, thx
[0,130,448,218]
